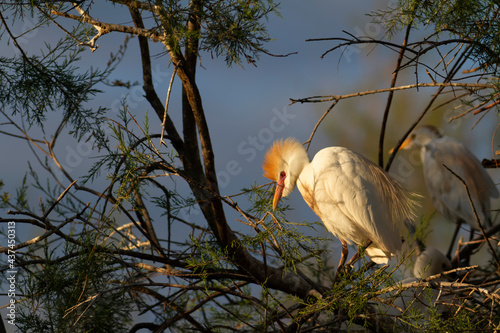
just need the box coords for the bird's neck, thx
[283,148,310,197]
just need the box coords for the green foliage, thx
[240,183,326,271]
[202,0,278,66]
[15,230,133,333]
[371,0,500,74]
[14,174,30,211]
[187,233,234,272]
[0,41,107,139]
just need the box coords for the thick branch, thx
[128,7,185,158]
[181,0,205,193]
[156,2,320,300]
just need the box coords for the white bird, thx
[404,221,452,278]
[394,125,499,257]
[379,247,453,320]
[263,138,418,269]
[413,247,451,279]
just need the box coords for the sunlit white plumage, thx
[395,125,498,256]
[263,138,418,264]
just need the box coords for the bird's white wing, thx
[424,137,497,227]
[298,147,415,262]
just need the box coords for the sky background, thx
[1,1,500,330]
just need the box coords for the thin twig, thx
[386,47,473,171]
[304,100,337,151]
[290,82,493,105]
[161,66,177,146]
[42,180,78,219]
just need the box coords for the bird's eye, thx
[280,171,286,178]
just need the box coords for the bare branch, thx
[379,22,413,167]
[51,9,162,42]
[290,82,495,105]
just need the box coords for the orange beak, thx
[272,173,286,210]
[389,137,412,154]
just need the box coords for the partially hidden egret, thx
[379,223,454,319]
[262,138,418,271]
[393,125,499,258]
[379,246,453,319]
[405,220,452,278]
[413,247,451,279]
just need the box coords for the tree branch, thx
[378,23,412,167]
[128,6,185,158]
[52,9,162,41]
[290,82,494,105]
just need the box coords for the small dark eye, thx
[280,171,286,178]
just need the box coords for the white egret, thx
[379,246,453,320]
[379,223,454,320]
[405,221,452,278]
[262,138,418,271]
[413,247,452,279]
[393,125,498,257]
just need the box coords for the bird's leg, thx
[446,222,462,259]
[469,229,475,242]
[333,240,348,284]
[345,240,372,268]
[460,229,475,266]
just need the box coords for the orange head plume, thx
[263,138,303,181]
[263,138,304,210]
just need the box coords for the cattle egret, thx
[393,125,499,257]
[379,246,453,320]
[405,222,452,278]
[377,222,454,319]
[413,247,451,279]
[263,138,418,270]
